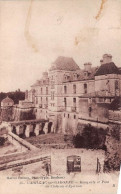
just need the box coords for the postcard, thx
[0,0,121,194]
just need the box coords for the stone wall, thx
[0,107,14,122]
[109,110,121,121]
[95,74,121,96]
[79,98,109,123]
[62,112,78,135]
[13,107,36,121]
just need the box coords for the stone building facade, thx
[23,54,121,134]
[1,54,121,134]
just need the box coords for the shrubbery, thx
[73,124,107,150]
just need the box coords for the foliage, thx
[73,124,107,150]
[0,90,25,104]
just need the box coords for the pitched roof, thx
[50,56,80,71]
[63,67,98,83]
[95,62,120,76]
[1,96,14,104]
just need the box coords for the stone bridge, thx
[8,119,54,138]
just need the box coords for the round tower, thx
[0,96,14,122]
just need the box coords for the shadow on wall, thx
[19,109,36,121]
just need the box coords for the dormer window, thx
[74,73,77,79]
[84,72,88,77]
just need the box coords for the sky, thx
[0,0,121,92]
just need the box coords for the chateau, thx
[1,54,121,135]
[0,53,121,174]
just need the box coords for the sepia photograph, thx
[0,0,121,194]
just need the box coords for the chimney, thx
[84,62,92,72]
[103,54,112,64]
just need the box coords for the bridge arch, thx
[48,122,53,133]
[12,125,16,134]
[39,123,45,134]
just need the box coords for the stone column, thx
[43,122,48,134]
[51,123,54,133]
[34,124,40,136]
[29,124,34,133]
[8,125,12,132]
[25,125,30,138]
[16,126,21,136]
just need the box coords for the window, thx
[46,87,48,95]
[73,98,76,106]
[74,115,76,119]
[51,103,55,107]
[64,113,65,117]
[64,86,67,94]
[84,72,88,77]
[64,98,67,108]
[84,83,87,94]
[73,84,76,94]
[68,114,69,118]
[41,88,43,94]
[115,80,119,90]
[88,106,92,117]
[74,73,77,79]
[46,97,48,106]
[73,98,76,103]
[36,97,38,104]
[51,91,55,100]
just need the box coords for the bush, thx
[73,124,107,150]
